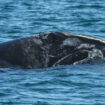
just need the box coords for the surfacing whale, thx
[0,32,105,69]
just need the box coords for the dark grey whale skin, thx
[0,32,105,69]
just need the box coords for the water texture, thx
[0,0,105,104]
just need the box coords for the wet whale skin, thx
[0,32,104,69]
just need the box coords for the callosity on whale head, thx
[0,32,105,69]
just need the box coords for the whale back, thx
[0,32,104,68]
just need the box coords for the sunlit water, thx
[0,0,105,104]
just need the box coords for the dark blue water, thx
[0,0,105,104]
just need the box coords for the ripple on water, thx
[0,64,105,104]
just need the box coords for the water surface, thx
[0,0,105,104]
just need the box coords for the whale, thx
[0,32,105,69]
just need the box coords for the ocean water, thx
[0,0,105,104]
